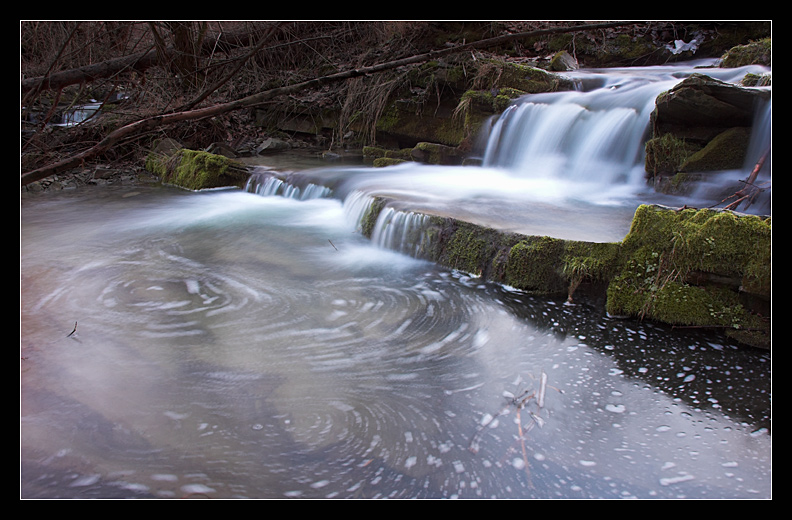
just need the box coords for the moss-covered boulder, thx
[606,204,770,348]
[679,126,752,173]
[650,74,768,143]
[362,204,621,300]
[646,73,770,194]
[720,37,772,68]
[146,147,249,190]
[375,58,574,149]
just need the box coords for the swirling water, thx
[21,185,770,499]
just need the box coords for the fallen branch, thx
[721,148,770,211]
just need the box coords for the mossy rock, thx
[421,217,520,279]
[376,101,467,147]
[679,127,752,172]
[504,236,568,294]
[411,213,622,298]
[720,38,771,68]
[359,197,389,238]
[474,58,575,94]
[354,195,770,348]
[373,157,408,168]
[504,237,622,297]
[606,204,770,348]
[645,133,700,176]
[146,148,249,190]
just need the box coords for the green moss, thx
[373,157,408,167]
[476,59,573,93]
[146,148,248,190]
[461,88,525,114]
[503,237,622,296]
[505,236,567,294]
[362,146,388,159]
[679,127,751,172]
[606,204,770,347]
[433,219,511,277]
[720,38,771,67]
[359,197,388,238]
[645,133,698,176]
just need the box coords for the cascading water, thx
[245,59,770,255]
[245,172,332,200]
[479,60,771,189]
[479,82,660,185]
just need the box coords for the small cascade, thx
[480,78,671,186]
[479,61,771,193]
[245,170,332,200]
[342,189,378,231]
[370,207,431,258]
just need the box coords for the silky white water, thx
[243,59,769,248]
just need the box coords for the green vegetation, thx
[145,148,248,190]
[606,205,770,348]
[720,37,772,67]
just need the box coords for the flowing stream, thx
[21,60,771,499]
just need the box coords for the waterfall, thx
[245,60,771,252]
[245,170,332,200]
[481,77,675,186]
[480,61,771,190]
[370,207,430,258]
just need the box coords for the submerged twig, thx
[328,239,338,251]
[469,371,559,450]
[66,321,78,337]
[469,370,563,485]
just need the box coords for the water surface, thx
[21,186,770,499]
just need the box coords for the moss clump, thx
[475,59,574,94]
[146,148,248,190]
[606,204,770,348]
[505,236,567,294]
[720,38,771,67]
[679,127,751,172]
[429,218,516,278]
[645,133,699,177]
[503,237,622,297]
[373,157,408,167]
[359,197,388,238]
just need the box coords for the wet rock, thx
[651,73,769,143]
[146,147,249,190]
